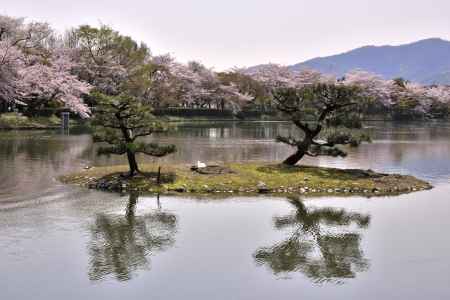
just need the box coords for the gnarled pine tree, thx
[92,92,176,177]
[274,83,370,166]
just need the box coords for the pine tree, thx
[274,83,370,166]
[92,92,176,177]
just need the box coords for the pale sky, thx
[3,0,450,70]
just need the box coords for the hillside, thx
[289,38,450,84]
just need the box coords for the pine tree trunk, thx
[126,193,138,220]
[126,150,139,177]
[282,149,306,166]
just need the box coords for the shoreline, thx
[60,163,433,198]
[0,113,84,131]
[1,114,448,130]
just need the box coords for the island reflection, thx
[88,194,177,281]
[254,198,370,283]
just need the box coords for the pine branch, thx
[135,143,176,157]
[309,145,347,158]
[276,135,301,147]
[97,144,127,156]
[93,131,123,145]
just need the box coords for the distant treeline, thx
[2,14,449,122]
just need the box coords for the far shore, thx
[1,113,448,131]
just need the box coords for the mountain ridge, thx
[290,38,450,84]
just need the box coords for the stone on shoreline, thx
[257,181,270,193]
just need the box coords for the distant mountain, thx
[289,38,450,85]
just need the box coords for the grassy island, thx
[60,163,432,197]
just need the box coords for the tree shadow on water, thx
[254,197,371,284]
[88,193,177,281]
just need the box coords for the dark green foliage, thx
[92,92,176,176]
[273,83,369,165]
[254,198,370,283]
[153,108,234,118]
[391,97,422,120]
[428,100,449,118]
[326,113,362,129]
[88,194,177,281]
[325,131,371,148]
[393,77,409,88]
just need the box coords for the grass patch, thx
[60,162,432,197]
[0,113,79,130]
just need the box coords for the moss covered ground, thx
[60,162,432,197]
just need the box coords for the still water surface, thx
[0,121,449,299]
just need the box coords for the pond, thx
[1,121,450,299]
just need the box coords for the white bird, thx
[197,161,207,168]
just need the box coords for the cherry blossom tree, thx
[75,25,149,97]
[1,15,91,116]
[341,70,450,118]
[18,48,91,117]
[151,57,252,111]
[184,61,253,111]
[241,64,297,88]
[424,85,450,117]
[156,57,202,107]
[341,70,393,106]
[241,64,334,89]
[425,85,450,103]
[0,43,23,108]
[218,71,269,109]
[1,15,46,109]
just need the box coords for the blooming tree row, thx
[241,65,450,119]
[147,55,252,111]
[1,15,256,117]
[2,14,449,119]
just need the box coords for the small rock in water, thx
[257,181,270,193]
[174,186,187,193]
[202,185,213,192]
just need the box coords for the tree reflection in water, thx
[88,194,177,281]
[254,198,370,283]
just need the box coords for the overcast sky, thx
[3,0,450,70]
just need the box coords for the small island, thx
[60,163,432,197]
